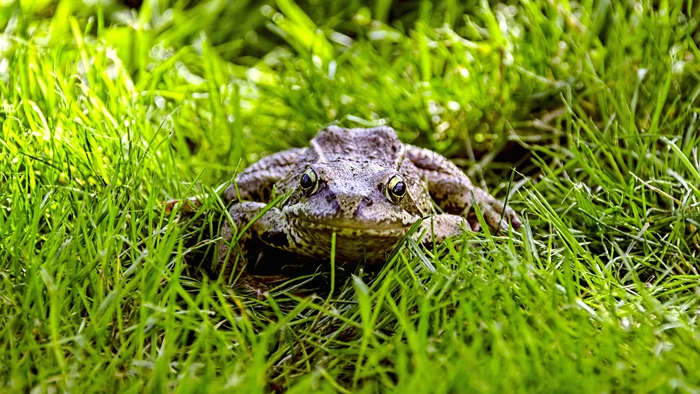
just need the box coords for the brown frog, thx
[217,126,520,282]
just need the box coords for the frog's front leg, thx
[217,201,290,291]
[405,145,521,231]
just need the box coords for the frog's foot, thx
[470,188,521,232]
[218,201,290,298]
[417,214,475,245]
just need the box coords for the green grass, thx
[1,0,700,392]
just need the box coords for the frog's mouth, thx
[287,216,411,237]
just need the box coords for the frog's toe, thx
[482,204,506,231]
[496,200,521,230]
[476,193,520,232]
[466,212,481,232]
[506,206,522,229]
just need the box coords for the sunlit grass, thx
[1,0,699,392]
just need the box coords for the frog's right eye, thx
[300,168,319,194]
[385,175,406,204]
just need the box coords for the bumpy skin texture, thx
[218,126,521,273]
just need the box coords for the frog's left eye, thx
[300,168,319,194]
[386,175,406,204]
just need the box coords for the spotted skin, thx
[219,126,521,283]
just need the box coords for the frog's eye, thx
[386,175,406,204]
[300,168,319,194]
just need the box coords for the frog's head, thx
[281,126,428,235]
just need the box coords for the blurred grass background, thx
[1,0,700,392]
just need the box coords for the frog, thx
[216,126,520,287]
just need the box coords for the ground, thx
[1,0,699,392]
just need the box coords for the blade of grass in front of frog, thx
[381,217,423,267]
[407,237,436,274]
[470,189,494,244]
[326,231,337,304]
[499,167,517,228]
[231,193,287,244]
[219,193,287,284]
[270,272,321,297]
[384,218,429,274]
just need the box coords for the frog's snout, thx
[332,193,371,217]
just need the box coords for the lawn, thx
[1,0,699,392]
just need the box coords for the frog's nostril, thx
[335,194,364,214]
[325,192,336,203]
[362,196,373,206]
